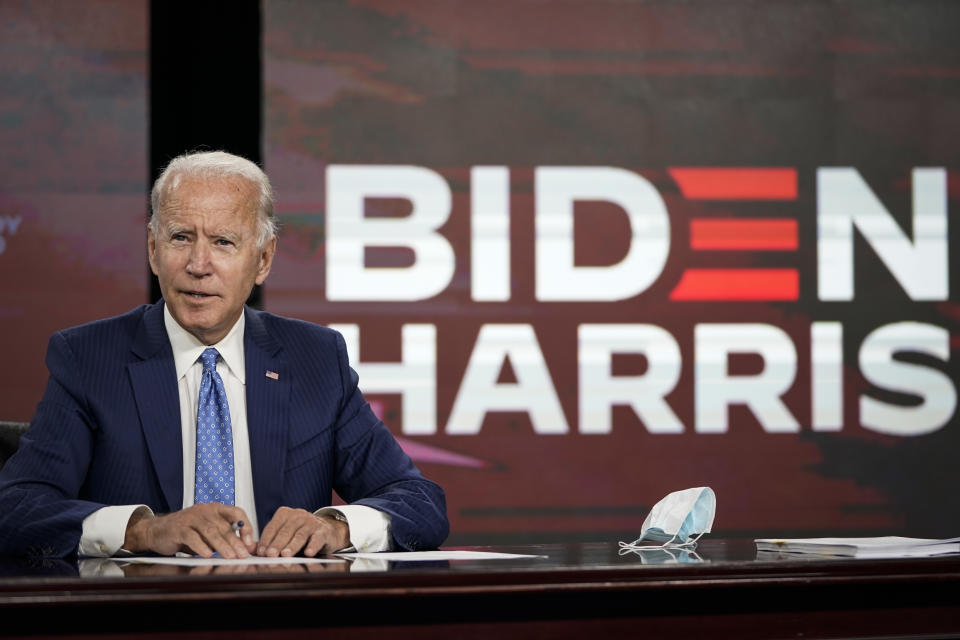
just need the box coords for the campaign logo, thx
[313,165,952,447]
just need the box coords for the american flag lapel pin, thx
[265,370,279,380]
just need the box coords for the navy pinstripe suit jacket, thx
[0,302,448,556]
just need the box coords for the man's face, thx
[149,175,276,345]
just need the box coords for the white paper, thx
[755,536,960,558]
[337,550,548,561]
[759,536,956,548]
[119,555,344,566]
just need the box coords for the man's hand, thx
[257,507,350,557]
[123,503,256,558]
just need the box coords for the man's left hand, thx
[257,507,350,557]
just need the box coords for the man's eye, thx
[171,234,187,242]
[216,239,235,247]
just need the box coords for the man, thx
[0,151,448,558]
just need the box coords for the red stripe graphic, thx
[669,168,798,200]
[690,218,798,250]
[670,269,799,301]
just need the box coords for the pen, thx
[232,520,244,537]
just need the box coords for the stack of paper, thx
[754,536,960,558]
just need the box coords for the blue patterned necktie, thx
[194,347,235,506]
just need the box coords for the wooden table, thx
[1,540,958,639]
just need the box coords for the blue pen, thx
[232,520,244,537]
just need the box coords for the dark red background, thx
[263,0,960,543]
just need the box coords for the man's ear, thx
[255,236,277,285]
[147,229,159,276]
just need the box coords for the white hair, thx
[149,151,279,249]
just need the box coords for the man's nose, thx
[185,242,212,276]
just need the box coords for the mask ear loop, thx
[618,539,670,554]
[617,545,707,563]
[618,530,707,555]
[618,532,683,554]
[669,530,706,549]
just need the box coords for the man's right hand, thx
[123,503,256,558]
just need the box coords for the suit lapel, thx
[128,302,183,512]
[243,308,289,531]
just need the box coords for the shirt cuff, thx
[316,505,392,553]
[79,505,153,557]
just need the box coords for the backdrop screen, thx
[0,0,148,421]
[264,0,959,542]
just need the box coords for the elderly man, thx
[0,151,448,558]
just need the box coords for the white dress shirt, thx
[79,307,390,556]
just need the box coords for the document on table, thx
[754,536,960,558]
[112,550,545,567]
[337,550,548,561]
[119,555,344,566]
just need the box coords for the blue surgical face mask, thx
[619,487,717,552]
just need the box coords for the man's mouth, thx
[184,290,216,300]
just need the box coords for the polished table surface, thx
[2,540,959,639]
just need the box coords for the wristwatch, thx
[326,510,355,553]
